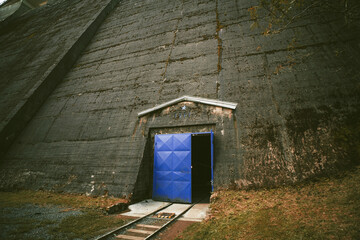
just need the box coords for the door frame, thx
[152,130,214,203]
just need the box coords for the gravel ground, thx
[0,204,83,240]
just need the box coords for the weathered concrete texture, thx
[0,0,119,158]
[216,1,360,188]
[0,0,359,197]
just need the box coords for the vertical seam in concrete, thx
[157,0,184,99]
[235,0,240,15]
[0,0,121,159]
[233,113,242,167]
[263,53,297,180]
[215,0,223,99]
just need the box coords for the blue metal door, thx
[153,133,192,203]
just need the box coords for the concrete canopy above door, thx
[137,96,238,117]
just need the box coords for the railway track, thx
[95,203,194,240]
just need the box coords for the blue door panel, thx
[153,133,192,203]
[172,181,191,202]
[156,135,173,151]
[155,151,172,171]
[173,134,191,151]
[156,171,172,180]
[154,180,171,190]
[154,182,172,201]
[172,151,191,171]
[172,171,191,182]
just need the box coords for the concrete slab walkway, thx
[120,199,210,222]
[121,199,169,217]
[180,203,210,222]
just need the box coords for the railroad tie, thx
[128,228,154,235]
[115,234,144,240]
[136,224,161,230]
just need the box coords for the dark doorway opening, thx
[134,129,214,203]
[191,133,212,203]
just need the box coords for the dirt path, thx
[155,220,196,240]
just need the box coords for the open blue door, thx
[153,133,192,203]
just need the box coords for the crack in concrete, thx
[157,0,184,100]
[161,23,179,80]
[157,21,179,99]
[43,97,72,142]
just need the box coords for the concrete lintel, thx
[138,95,237,117]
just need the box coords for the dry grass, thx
[49,210,128,239]
[177,166,360,240]
[0,190,128,209]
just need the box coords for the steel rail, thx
[94,202,173,240]
[144,203,195,240]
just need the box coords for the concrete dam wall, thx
[0,0,359,200]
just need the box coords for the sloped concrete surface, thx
[0,0,119,159]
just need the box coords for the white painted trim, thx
[137,95,237,117]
